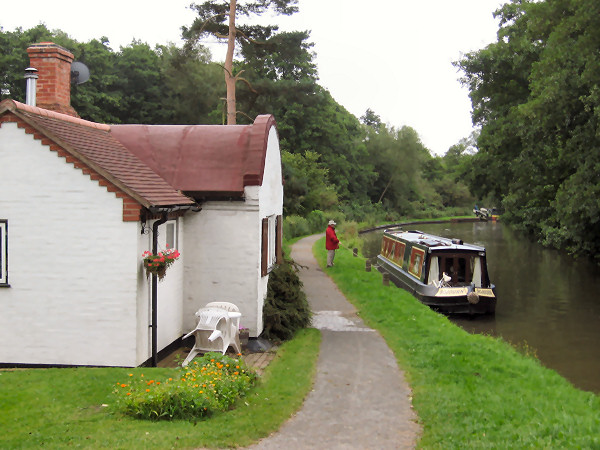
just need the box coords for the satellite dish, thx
[71,61,90,85]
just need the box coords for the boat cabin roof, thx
[383,229,485,253]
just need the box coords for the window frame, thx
[165,221,177,250]
[0,220,8,287]
[261,215,282,277]
[408,247,425,279]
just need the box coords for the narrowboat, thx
[377,229,496,314]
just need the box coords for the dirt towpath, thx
[248,234,421,449]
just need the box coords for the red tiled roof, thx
[0,99,194,208]
[111,115,277,198]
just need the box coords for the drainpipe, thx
[151,211,168,367]
[146,204,201,367]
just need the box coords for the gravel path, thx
[248,234,421,449]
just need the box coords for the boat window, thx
[382,237,393,258]
[440,254,472,285]
[471,256,482,287]
[408,247,425,279]
[457,258,467,282]
[443,257,454,279]
[428,256,439,285]
[394,242,406,264]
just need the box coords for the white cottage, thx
[0,42,283,367]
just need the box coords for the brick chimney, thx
[26,42,79,117]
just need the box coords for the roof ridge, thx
[7,100,110,131]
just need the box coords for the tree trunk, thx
[225,0,237,125]
[378,174,394,203]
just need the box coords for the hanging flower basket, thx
[142,247,180,281]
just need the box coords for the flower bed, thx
[113,353,257,421]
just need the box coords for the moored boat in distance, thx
[377,228,496,315]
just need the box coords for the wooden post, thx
[366,260,371,272]
[353,248,358,257]
[383,272,390,286]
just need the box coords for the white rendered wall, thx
[0,122,140,366]
[256,126,284,333]
[135,218,185,364]
[182,125,283,338]
[259,127,284,218]
[183,202,260,335]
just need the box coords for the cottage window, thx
[0,220,7,286]
[261,215,283,276]
[166,222,177,249]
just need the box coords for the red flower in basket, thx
[142,248,180,281]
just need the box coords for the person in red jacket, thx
[325,220,340,267]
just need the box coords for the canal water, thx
[361,221,600,393]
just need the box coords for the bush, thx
[339,201,387,223]
[113,353,256,421]
[306,209,327,232]
[337,220,361,252]
[262,260,312,342]
[283,215,310,239]
[323,210,346,229]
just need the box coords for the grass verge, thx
[0,328,320,449]
[314,238,600,448]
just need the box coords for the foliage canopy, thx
[1,17,476,229]
[456,0,600,258]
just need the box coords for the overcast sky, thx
[2,0,503,155]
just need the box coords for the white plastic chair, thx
[181,302,243,366]
[205,302,242,355]
[181,307,231,366]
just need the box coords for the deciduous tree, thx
[456,0,600,258]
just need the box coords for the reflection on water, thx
[362,222,600,393]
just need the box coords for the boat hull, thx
[377,255,496,315]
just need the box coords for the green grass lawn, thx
[0,328,320,449]
[314,238,600,448]
[4,232,598,449]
